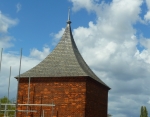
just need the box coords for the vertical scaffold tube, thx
[15,48,22,117]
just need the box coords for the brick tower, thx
[16,11,110,117]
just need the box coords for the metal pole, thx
[6,66,11,117]
[15,48,22,117]
[4,104,6,117]
[43,110,44,117]
[26,77,31,117]
[0,48,3,73]
[8,66,11,102]
[51,101,54,117]
[0,103,55,106]
[8,66,11,104]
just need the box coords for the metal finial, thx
[67,7,71,24]
[68,7,70,21]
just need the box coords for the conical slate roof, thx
[18,17,109,88]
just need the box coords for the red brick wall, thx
[17,77,109,117]
[17,77,86,117]
[85,77,109,117]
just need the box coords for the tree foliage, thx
[0,96,15,117]
[140,106,148,117]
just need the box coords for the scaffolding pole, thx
[43,110,44,117]
[1,104,55,106]
[0,110,37,112]
[8,66,11,102]
[15,48,22,117]
[4,66,11,117]
[51,101,54,117]
[26,77,31,117]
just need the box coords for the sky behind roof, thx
[0,0,150,117]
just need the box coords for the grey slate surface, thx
[18,22,109,88]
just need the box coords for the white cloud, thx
[16,3,22,13]
[50,28,65,46]
[68,0,150,116]
[144,11,150,22]
[70,0,96,12]
[144,0,150,22]
[54,28,65,40]
[0,11,18,50]
[146,0,150,8]
[135,38,150,64]
[0,11,18,33]
[30,46,50,60]
[0,36,14,49]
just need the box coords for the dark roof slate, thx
[18,21,109,88]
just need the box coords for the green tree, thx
[140,106,148,117]
[0,96,15,117]
[140,106,144,117]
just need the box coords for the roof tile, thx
[17,22,109,88]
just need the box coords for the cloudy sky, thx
[0,0,150,116]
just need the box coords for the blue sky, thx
[1,0,150,117]
[0,0,98,55]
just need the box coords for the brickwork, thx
[85,77,109,117]
[17,77,109,117]
[17,77,86,117]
